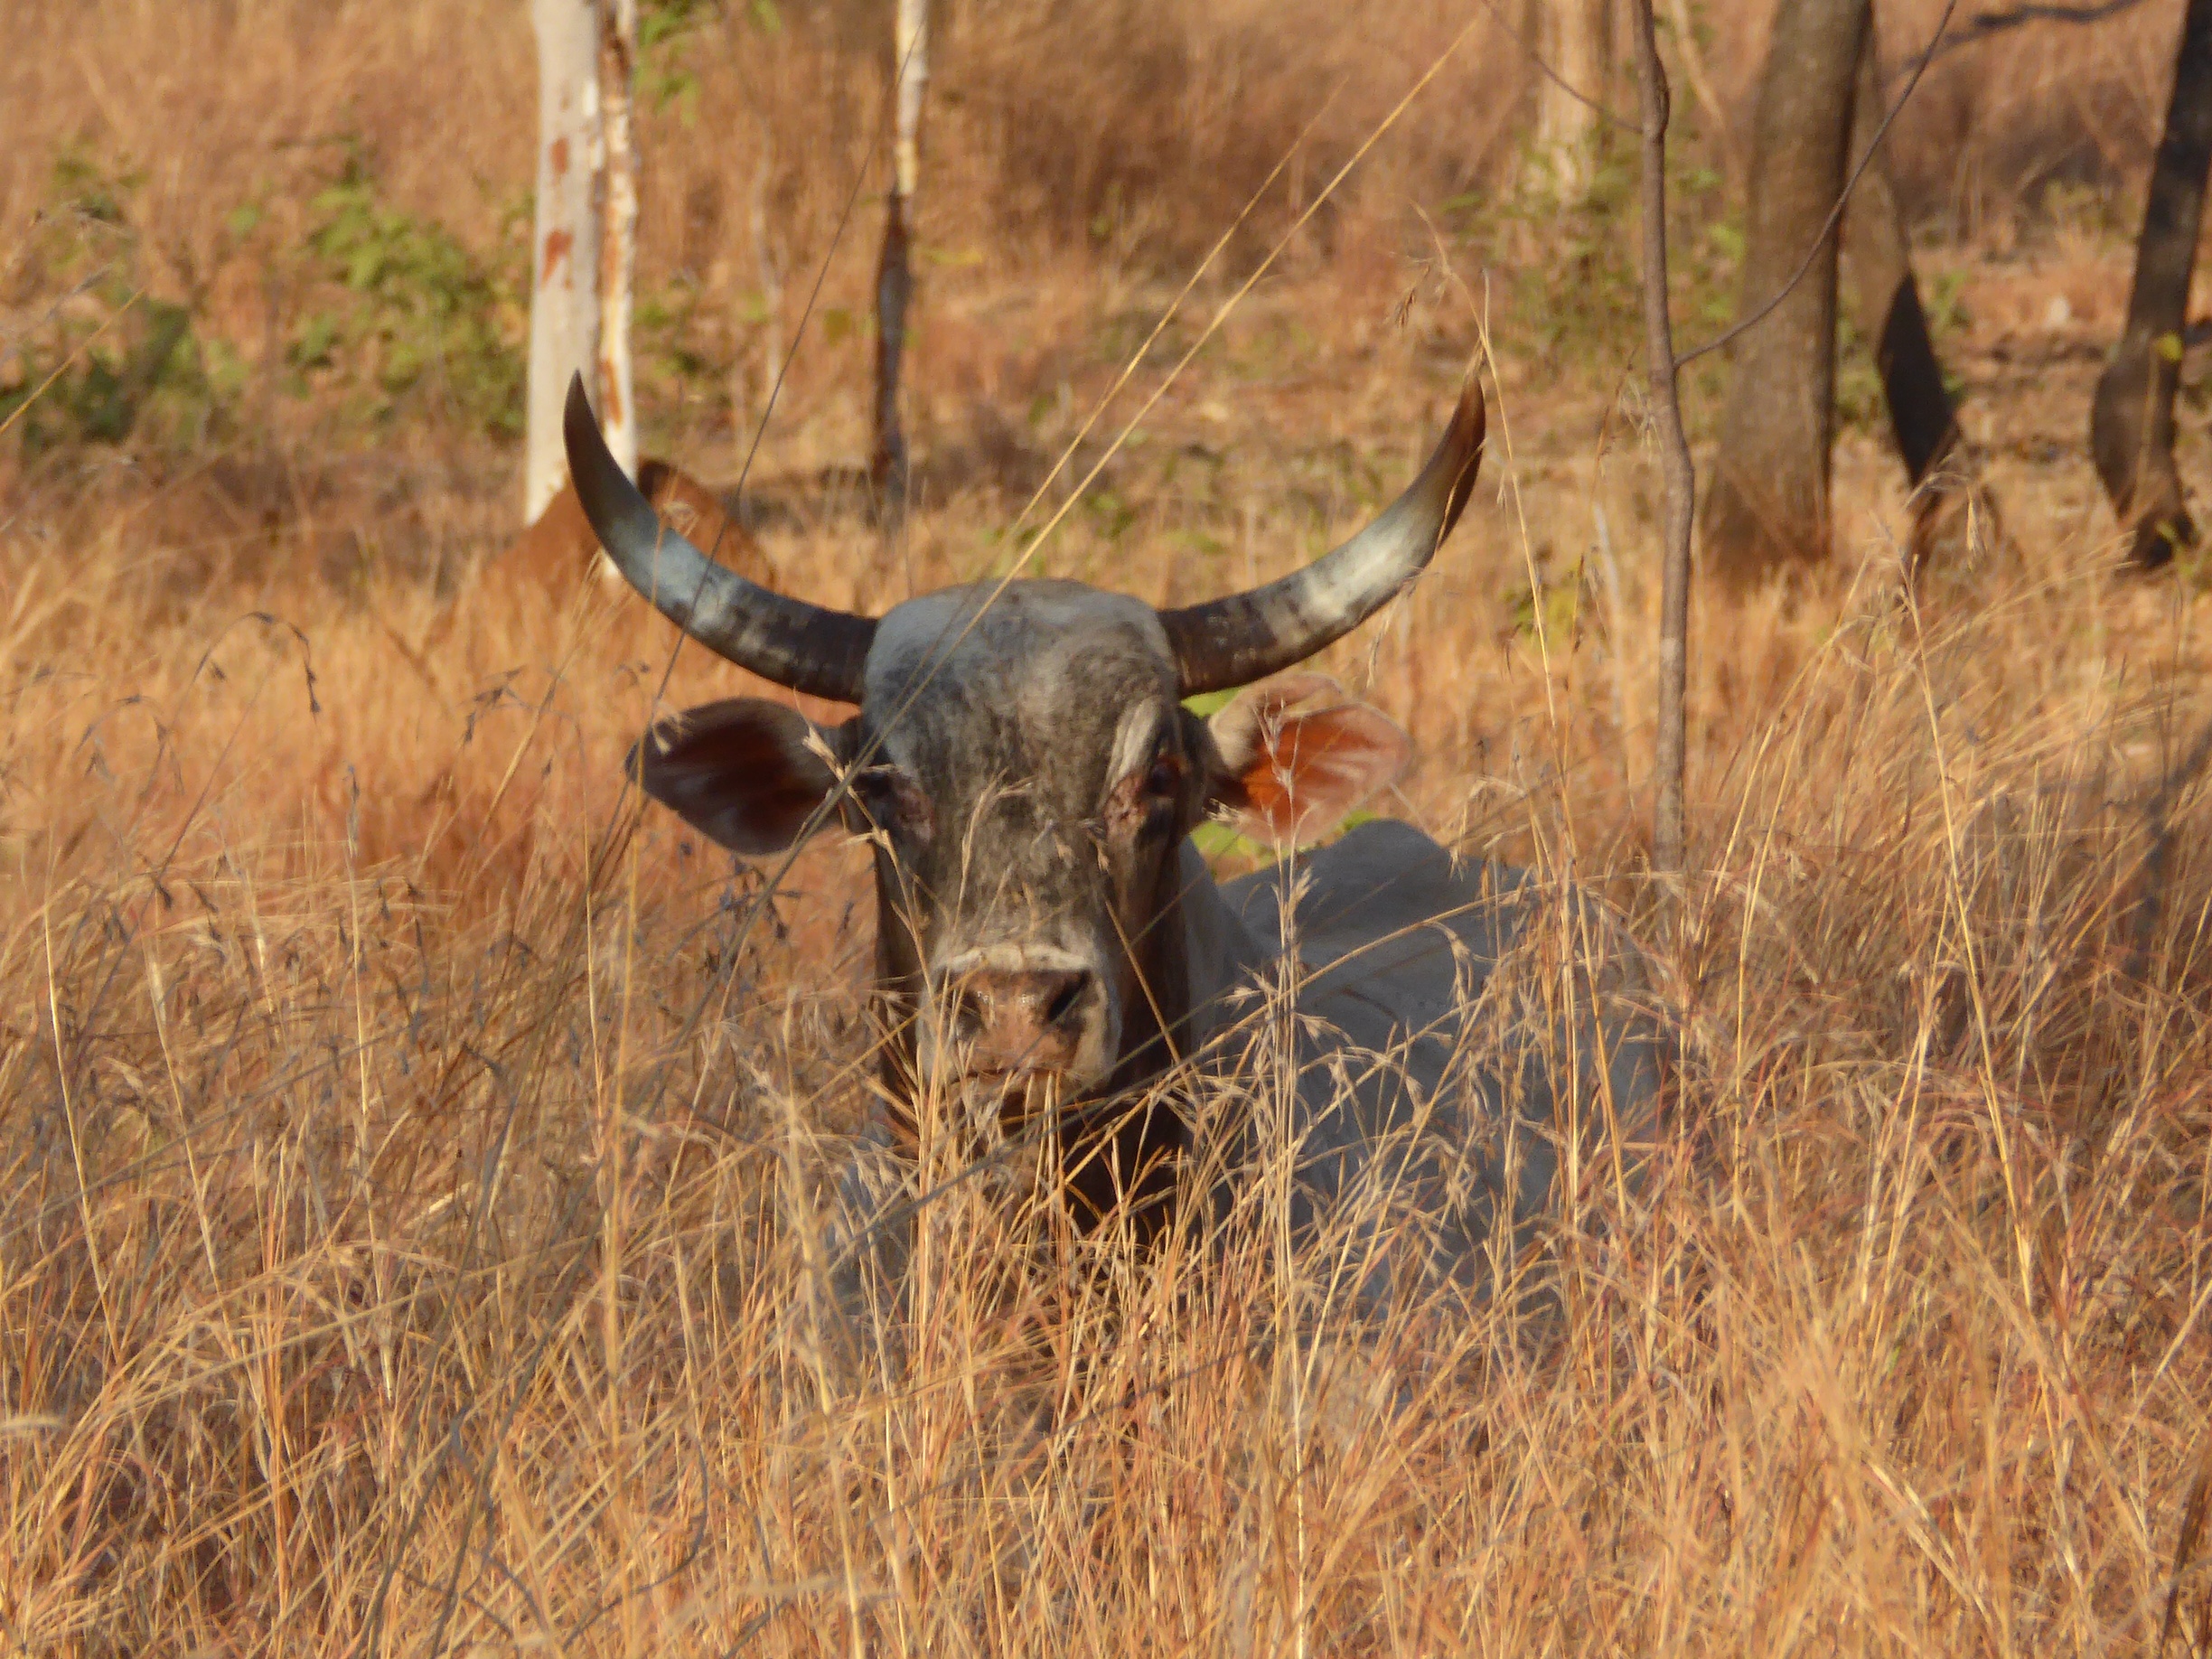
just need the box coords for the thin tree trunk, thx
[526,0,603,524]
[1630,0,1695,879]
[1700,0,1870,587]
[2091,0,2212,569]
[742,132,784,469]
[597,0,641,484]
[1840,29,1993,577]
[872,0,928,510]
[1529,0,1613,202]
[1660,0,1737,181]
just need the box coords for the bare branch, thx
[1472,0,1639,132]
[1679,0,1964,368]
[1919,0,2150,66]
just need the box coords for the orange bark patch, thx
[541,227,573,282]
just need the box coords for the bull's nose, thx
[951,967,1094,1075]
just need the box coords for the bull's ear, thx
[629,698,858,856]
[1204,673,1411,846]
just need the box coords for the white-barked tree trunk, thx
[596,0,641,484]
[526,0,605,524]
[1529,0,1613,202]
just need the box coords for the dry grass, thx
[7,0,2212,1652]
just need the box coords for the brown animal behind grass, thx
[484,458,761,592]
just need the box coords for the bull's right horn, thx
[565,375,878,703]
[1158,364,1485,696]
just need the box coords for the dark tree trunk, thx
[2091,0,2212,569]
[871,197,913,506]
[1841,41,1953,485]
[1840,30,1993,577]
[1701,0,1870,587]
[872,0,929,519]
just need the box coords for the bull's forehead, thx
[862,581,1177,794]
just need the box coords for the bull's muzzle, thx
[951,965,1094,1082]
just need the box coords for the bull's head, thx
[565,370,1485,1198]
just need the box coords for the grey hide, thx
[561,362,1660,1336]
[828,820,1661,1324]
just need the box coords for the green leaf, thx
[1083,487,1137,540]
[1180,689,1240,717]
[202,337,249,400]
[1190,820,1261,861]
[290,313,341,370]
[283,146,526,434]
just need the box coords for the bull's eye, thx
[855,765,933,845]
[1099,750,1183,844]
[1135,753,1183,838]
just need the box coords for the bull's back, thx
[1214,820,1659,1292]
[1223,820,1535,1028]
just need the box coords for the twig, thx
[0,287,145,443]
[0,258,116,355]
[1630,1,1696,881]
[1917,0,2150,67]
[1470,0,1639,131]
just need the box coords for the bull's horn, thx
[564,375,876,703]
[1158,366,1485,696]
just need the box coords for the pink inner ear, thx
[1234,695,1411,845]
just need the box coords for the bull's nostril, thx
[946,965,1091,1064]
[1043,970,1090,1027]
[952,983,987,1041]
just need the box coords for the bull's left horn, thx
[1158,365,1485,696]
[564,375,877,703]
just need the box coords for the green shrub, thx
[1439,132,1739,380]
[286,145,526,436]
[2,148,240,454]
